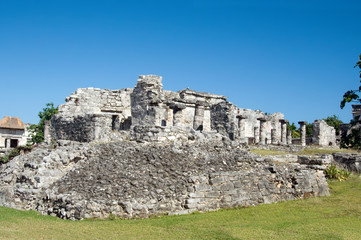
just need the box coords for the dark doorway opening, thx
[120,117,132,130]
[10,139,18,148]
[112,115,120,131]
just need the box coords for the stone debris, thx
[0,141,329,220]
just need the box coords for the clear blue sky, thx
[1,0,360,125]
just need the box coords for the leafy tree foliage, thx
[306,123,313,138]
[340,54,361,109]
[323,115,343,135]
[27,103,58,144]
[287,122,300,138]
[339,54,361,150]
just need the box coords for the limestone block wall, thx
[211,101,238,140]
[131,75,165,126]
[131,126,188,143]
[52,75,290,145]
[101,88,133,119]
[312,120,336,147]
[332,153,361,173]
[51,114,114,142]
[0,141,329,220]
[238,109,263,139]
[58,87,132,121]
[182,106,196,127]
[184,167,328,212]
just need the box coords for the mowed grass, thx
[251,147,360,156]
[1,176,361,240]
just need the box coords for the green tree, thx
[287,122,300,138]
[306,123,313,138]
[340,54,361,109]
[323,115,343,135]
[27,103,58,144]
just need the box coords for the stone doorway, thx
[10,139,18,148]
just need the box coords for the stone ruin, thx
[340,104,361,147]
[0,75,338,220]
[49,75,336,147]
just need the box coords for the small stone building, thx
[0,117,29,148]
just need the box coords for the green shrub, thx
[325,164,351,181]
[0,145,33,164]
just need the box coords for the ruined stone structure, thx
[0,140,330,220]
[0,75,338,220]
[340,104,361,147]
[51,75,334,147]
[312,120,337,146]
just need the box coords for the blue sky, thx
[1,0,360,125]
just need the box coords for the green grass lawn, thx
[1,176,361,240]
[251,147,360,156]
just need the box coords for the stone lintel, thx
[195,101,206,107]
[257,117,267,122]
[298,121,308,125]
[178,89,227,100]
[169,103,186,110]
[279,119,289,123]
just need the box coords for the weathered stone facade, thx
[50,75,337,147]
[51,75,312,146]
[312,120,337,147]
[0,141,329,220]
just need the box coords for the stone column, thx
[254,126,260,144]
[173,109,183,127]
[279,119,288,145]
[271,129,277,145]
[287,130,292,145]
[298,121,307,146]
[253,127,259,144]
[237,115,248,139]
[171,103,186,127]
[5,139,10,148]
[167,107,173,126]
[193,102,205,131]
[257,118,267,145]
[44,120,51,144]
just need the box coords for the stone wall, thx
[312,120,336,147]
[0,140,329,220]
[51,114,129,143]
[53,87,133,142]
[58,87,132,118]
[51,75,295,146]
[332,153,361,173]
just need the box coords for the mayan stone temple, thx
[1,75,342,220]
[49,75,336,147]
